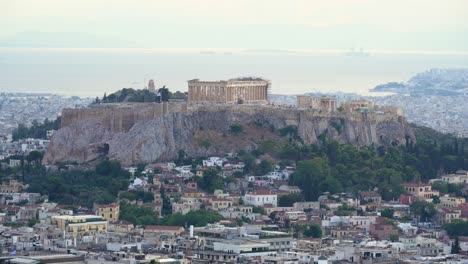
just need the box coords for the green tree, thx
[26,151,44,164]
[294,224,322,238]
[27,218,39,227]
[176,150,186,165]
[161,188,172,215]
[252,206,266,215]
[451,236,461,254]
[443,220,468,237]
[148,175,154,184]
[119,202,159,226]
[278,193,303,207]
[196,168,224,193]
[304,224,322,238]
[256,159,274,176]
[240,153,256,174]
[162,210,224,227]
[410,201,436,222]
[26,159,130,208]
[291,157,330,201]
[12,116,61,141]
[380,209,394,219]
[230,124,243,134]
[432,181,448,193]
[389,234,399,242]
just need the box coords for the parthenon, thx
[188,77,270,104]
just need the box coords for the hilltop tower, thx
[148,79,156,93]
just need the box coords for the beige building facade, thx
[188,78,269,104]
[52,215,108,237]
[94,202,120,222]
[296,96,337,112]
[440,196,466,208]
[342,99,375,113]
[401,183,439,200]
[440,173,468,184]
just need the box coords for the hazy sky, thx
[2,0,468,51]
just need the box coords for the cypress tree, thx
[451,236,461,254]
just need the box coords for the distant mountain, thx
[372,82,408,93]
[371,68,468,96]
[0,31,138,48]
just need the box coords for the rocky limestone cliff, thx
[44,104,415,165]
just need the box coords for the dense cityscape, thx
[1,1,468,263]
[0,76,467,264]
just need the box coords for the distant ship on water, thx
[344,48,370,57]
[200,50,216,55]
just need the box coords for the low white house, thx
[397,223,418,236]
[203,157,226,167]
[175,165,192,174]
[244,190,278,207]
[266,171,284,181]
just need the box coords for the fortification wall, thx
[48,102,414,165]
[61,102,188,133]
[62,102,402,134]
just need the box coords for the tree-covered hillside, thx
[245,125,466,201]
[26,160,130,208]
[5,122,465,210]
[98,87,187,103]
[12,117,61,141]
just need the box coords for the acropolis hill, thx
[44,79,415,165]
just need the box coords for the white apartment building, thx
[244,190,278,207]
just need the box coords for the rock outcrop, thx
[44,104,415,165]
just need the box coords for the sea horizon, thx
[2,47,467,97]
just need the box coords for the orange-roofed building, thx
[401,183,439,200]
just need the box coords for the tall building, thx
[188,77,270,104]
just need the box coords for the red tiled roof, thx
[401,183,431,187]
[273,190,290,195]
[95,202,119,209]
[247,190,276,195]
[210,198,232,202]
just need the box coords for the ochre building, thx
[52,215,108,237]
[188,78,270,104]
[94,202,120,222]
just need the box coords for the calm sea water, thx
[1,48,467,97]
